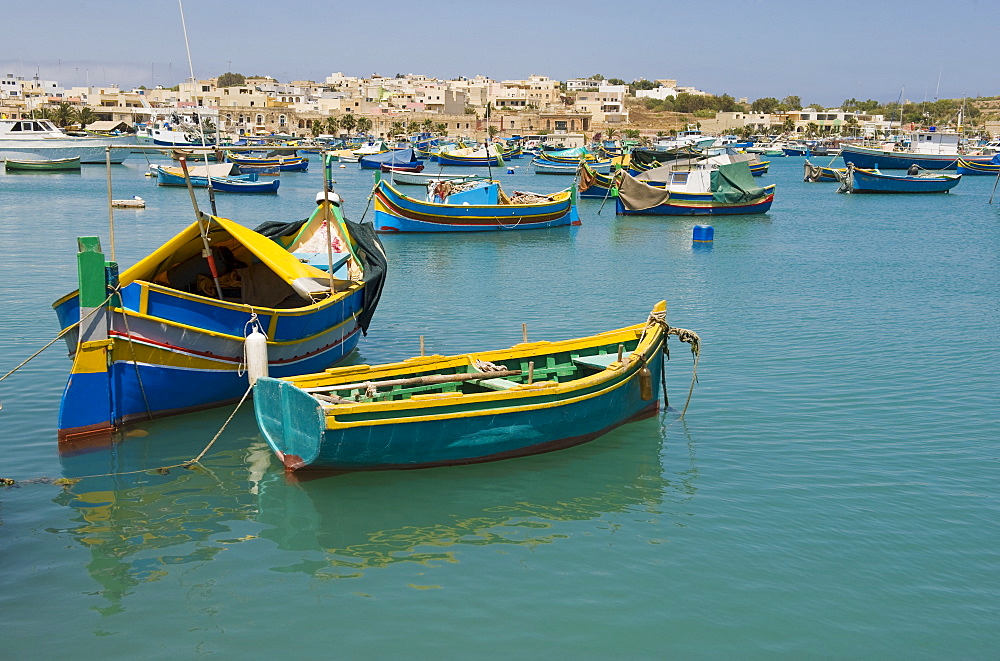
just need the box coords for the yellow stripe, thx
[324,362,644,429]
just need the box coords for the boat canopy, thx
[710,162,766,203]
[119,217,333,305]
[359,148,418,166]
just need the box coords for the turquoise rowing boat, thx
[253,301,700,471]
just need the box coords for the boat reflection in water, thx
[49,409,697,609]
[255,413,698,577]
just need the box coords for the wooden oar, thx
[302,369,523,394]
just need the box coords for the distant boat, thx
[836,165,962,194]
[616,161,775,216]
[155,165,280,193]
[253,301,699,471]
[4,156,81,171]
[226,152,309,171]
[533,159,612,175]
[956,156,1000,176]
[54,194,386,441]
[0,118,129,163]
[359,148,421,170]
[436,145,505,167]
[386,170,486,186]
[803,159,846,182]
[373,178,579,232]
[840,130,992,170]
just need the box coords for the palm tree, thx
[310,120,323,137]
[422,118,433,132]
[33,106,53,120]
[487,125,499,140]
[605,127,618,141]
[389,121,405,137]
[324,116,340,136]
[77,107,97,129]
[53,102,78,128]
[355,116,372,135]
[406,120,420,134]
[339,113,357,136]
[434,122,448,137]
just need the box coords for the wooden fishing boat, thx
[533,158,612,175]
[253,301,700,471]
[155,165,280,193]
[616,162,775,216]
[225,152,309,171]
[956,157,1000,175]
[436,145,504,167]
[4,156,81,171]
[576,162,618,198]
[381,163,425,173]
[53,195,387,441]
[534,147,600,164]
[359,148,421,170]
[386,170,486,186]
[837,164,962,194]
[372,178,579,232]
[803,159,846,182]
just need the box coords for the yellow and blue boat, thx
[956,157,1000,175]
[225,151,309,171]
[436,144,505,167]
[53,197,386,442]
[253,301,700,471]
[372,178,579,232]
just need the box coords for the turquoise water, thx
[1,155,997,657]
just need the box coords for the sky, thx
[3,0,997,107]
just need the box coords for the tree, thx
[631,78,656,91]
[624,128,641,140]
[217,72,245,87]
[339,113,357,135]
[751,97,780,114]
[605,127,618,140]
[324,116,339,135]
[487,125,499,139]
[807,102,824,110]
[607,78,626,86]
[356,116,372,134]
[805,122,818,137]
[782,95,801,110]
[588,74,605,81]
[844,115,859,137]
[782,118,795,134]
[53,102,78,128]
[434,122,448,136]
[310,120,323,137]
[389,121,405,136]
[406,120,420,134]
[77,107,97,128]
[422,118,433,131]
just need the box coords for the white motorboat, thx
[0,118,129,164]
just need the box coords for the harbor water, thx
[1,155,997,657]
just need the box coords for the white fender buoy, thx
[245,326,269,385]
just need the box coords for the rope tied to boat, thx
[0,292,116,386]
[641,310,701,419]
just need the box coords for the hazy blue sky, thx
[3,0,997,106]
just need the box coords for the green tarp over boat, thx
[709,162,766,204]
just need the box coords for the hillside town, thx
[3,70,996,140]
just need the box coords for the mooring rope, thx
[0,292,115,385]
[0,382,254,488]
[641,310,701,419]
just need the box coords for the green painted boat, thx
[254,301,701,471]
[4,156,82,171]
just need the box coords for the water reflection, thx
[48,407,700,605]
[256,414,699,578]
[49,410,263,615]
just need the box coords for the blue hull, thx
[839,144,989,170]
[374,207,579,232]
[846,169,962,194]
